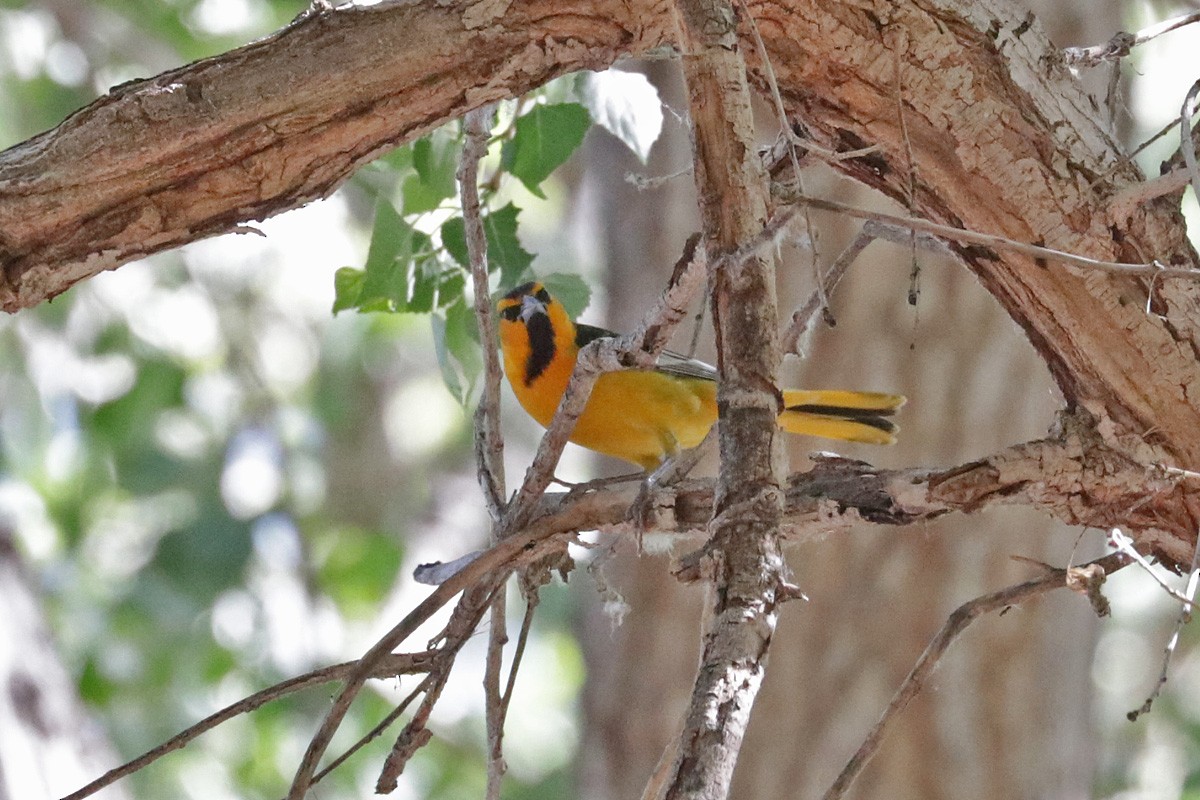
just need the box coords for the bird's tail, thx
[778,390,905,445]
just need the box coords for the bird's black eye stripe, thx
[534,286,551,304]
[500,304,521,322]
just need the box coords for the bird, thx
[496,281,904,471]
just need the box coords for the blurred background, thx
[1,0,1199,798]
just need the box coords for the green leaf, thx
[581,69,664,163]
[540,272,592,319]
[431,314,464,404]
[501,103,591,198]
[440,216,468,269]
[404,130,460,213]
[433,299,484,405]
[440,203,534,287]
[363,198,412,280]
[485,203,535,285]
[353,198,465,313]
[332,267,366,314]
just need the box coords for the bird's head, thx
[496,281,573,385]
[498,281,554,325]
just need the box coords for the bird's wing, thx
[652,349,718,381]
[574,323,717,382]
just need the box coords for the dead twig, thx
[821,553,1127,800]
[1108,528,1199,610]
[61,653,433,800]
[1124,525,1200,721]
[484,588,509,798]
[1064,11,1200,68]
[459,103,514,800]
[786,193,1200,280]
[461,105,507,521]
[738,0,824,311]
[1179,81,1200,211]
[782,217,951,356]
[310,674,432,788]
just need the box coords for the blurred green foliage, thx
[0,2,605,797]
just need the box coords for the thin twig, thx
[500,591,539,713]
[484,589,509,798]
[1179,81,1200,208]
[461,102,514,800]
[786,193,1200,279]
[284,527,555,798]
[782,215,953,355]
[1064,11,1200,68]
[461,104,507,520]
[61,654,433,800]
[890,34,921,307]
[1128,525,1200,721]
[1108,528,1199,610]
[738,0,825,311]
[821,553,1127,800]
[310,675,432,787]
[783,228,873,357]
[376,583,500,792]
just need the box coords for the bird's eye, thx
[500,304,521,322]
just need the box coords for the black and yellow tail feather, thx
[778,390,905,446]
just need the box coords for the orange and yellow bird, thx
[497,281,904,470]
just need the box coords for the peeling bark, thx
[0,0,674,309]
[660,1,785,797]
[1,3,1198,549]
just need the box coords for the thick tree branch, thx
[747,0,1200,472]
[61,425,1199,798]
[661,1,786,797]
[0,0,675,310]
[4,0,1200,483]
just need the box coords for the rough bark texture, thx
[746,0,1200,473]
[661,1,785,798]
[2,0,1197,561]
[0,0,674,310]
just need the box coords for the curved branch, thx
[0,0,674,309]
[3,0,1200,548]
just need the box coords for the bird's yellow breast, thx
[499,311,716,469]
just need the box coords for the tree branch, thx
[5,0,1200,494]
[821,553,1126,800]
[660,1,786,797]
[64,422,1200,798]
[0,0,675,310]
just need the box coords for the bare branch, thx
[1125,524,1200,721]
[460,105,507,520]
[661,0,785,796]
[310,675,432,789]
[782,216,954,357]
[1108,528,1199,610]
[69,423,1200,798]
[0,0,673,311]
[1063,11,1200,67]
[484,589,509,798]
[821,553,1127,800]
[61,653,433,800]
[1180,81,1200,213]
[785,193,1200,280]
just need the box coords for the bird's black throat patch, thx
[523,312,555,386]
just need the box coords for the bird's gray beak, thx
[519,293,546,322]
